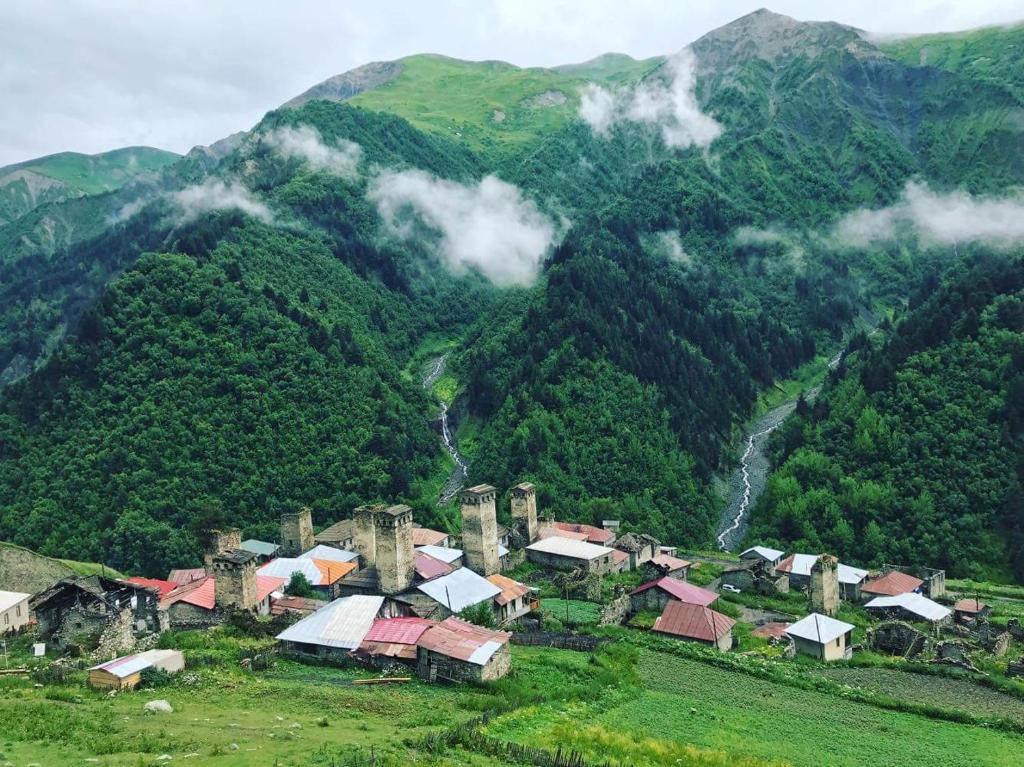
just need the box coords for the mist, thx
[367,169,563,286]
[835,181,1024,249]
[579,49,722,150]
[171,178,273,224]
[265,124,362,179]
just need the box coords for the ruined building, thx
[510,482,539,546]
[461,484,500,576]
[810,555,840,617]
[203,527,241,570]
[212,549,259,611]
[280,507,315,557]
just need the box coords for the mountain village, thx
[2,480,1020,694]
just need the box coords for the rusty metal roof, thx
[751,622,791,639]
[653,600,735,642]
[630,577,717,607]
[412,527,449,547]
[161,576,216,610]
[650,554,691,570]
[538,525,589,541]
[363,616,435,645]
[126,577,177,598]
[415,551,454,581]
[551,521,615,544]
[416,617,511,665]
[862,571,924,596]
[954,598,987,613]
[167,568,206,585]
[486,574,530,606]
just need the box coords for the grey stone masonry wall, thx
[810,555,839,617]
[375,504,415,595]
[461,484,500,576]
[203,528,241,569]
[213,549,259,611]
[280,508,315,556]
[510,482,539,544]
[353,504,383,567]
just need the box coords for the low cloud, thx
[579,49,721,150]
[835,181,1024,249]
[264,124,362,179]
[171,178,272,223]
[733,225,806,272]
[367,170,563,286]
[648,230,693,267]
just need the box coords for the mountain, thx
[0,146,179,226]
[752,255,1024,581]
[0,9,1022,577]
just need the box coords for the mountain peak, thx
[691,7,878,70]
[283,60,404,109]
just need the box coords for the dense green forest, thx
[1,10,1023,576]
[751,255,1024,580]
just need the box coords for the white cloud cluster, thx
[649,230,693,267]
[265,124,362,179]
[578,49,722,150]
[367,170,563,286]
[733,225,807,271]
[171,178,272,223]
[835,181,1024,249]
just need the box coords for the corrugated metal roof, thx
[276,595,384,649]
[241,539,280,556]
[412,528,449,547]
[611,550,629,565]
[256,576,286,602]
[551,522,615,544]
[270,595,326,616]
[741,545,785,561]
[258,557,354,586]
[0,590,32,613]
[954,598,987,613]
[653,600,735,642]
[526,536,614,561]
[863,571,924,596]
[538,525,589,541]
[785,613,854,644]
[486,574,530,606]
[363,616,435,645]
[865,593,951,622]
[776,553,818,576]
[90,653,151,678]
[417,568,501,613]
[630,577,717,607]
[167,568,206,585]
[415,551,454,580]
[298,544,359,564]
[498,544,510,557]
[415,545,464,564]
[650,554,691,570]
[161,576,216,610]
[838,564,868,585]
[315,519,353,544]
[416,617,511,665]
[126,577,176,598]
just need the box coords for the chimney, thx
[374,504,415,595]
[460,484,499,576]
[510,482,539,544]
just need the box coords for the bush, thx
[139,666,173,689]
[458,602,496,628]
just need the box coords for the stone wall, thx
[461,485,500,576]
[510,482,538,544]
[376,505,415,595]
[599,593,632,626]
[280,508,314,556]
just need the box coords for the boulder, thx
[144,699,174,714]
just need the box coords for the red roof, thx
[486,574,530,606]
[751,622,791,640]
[270,595,324,616]
[954,598,988,614]
[161,576,215,610]
[650,554,691,571]
[538,525,588,541]
[127,577,177,598]
[653,600,735,642]
[167,568,207,585]
[611,550,630,566]
[415,551,454,580]
[630,576,718,607]
[775,554,796,574]
[862,571,924,597]
[256,575,286,602]
[416,617,511,662]
[412,527,449,547]
[552,522,615,544]
[363,617,435,645]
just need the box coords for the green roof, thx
[240,539,280,556]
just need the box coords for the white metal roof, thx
[258,557,326,586]
[498,544,509,557]
[740,546,784,562]
[417,568,501,613]
[785,553,820,576]
[415,545,464,564]
[865,593,951,622]
[276,595,384,649]
[89,654,152,678]
[838,564,869,585]
[0,590,30,613]
[468,640,503,665]
[525,536,614,560]
[298,544,359,563]
[785,613,855,645]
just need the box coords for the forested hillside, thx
[1,9,1023,576]
[752,255,1024,580]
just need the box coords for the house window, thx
[3,613,8,626]
[15,605,21,617]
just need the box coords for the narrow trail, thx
[716,348,845,551]
[423,353,468,505]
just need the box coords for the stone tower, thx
[353,504,384,567]
[510,482,539,545]
[375,504,415,595]
[810,555,840,617]
[280,507,314,557]
[203,527,241,570]
[213,549,259,611]
[461,484,500,576]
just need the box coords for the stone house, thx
[954,598,991,624]
[646,553,691,580]
[160,573,284,628]
[629,577,718,613]
[525,537,616,574]
[615,533,660,570]
[652,600,735,651]
[864,593,952,627]
[314,519,355,550]
[740,546,785,575]
[416,617,512,682]
[415,567,501,620]
[31,577,163,650]
[861,570,924,600]
[277,595,388,661]
[0,590,31,634]
[785,613,855,661]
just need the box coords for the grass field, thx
[540,598,602,626]
[3,147,179,194]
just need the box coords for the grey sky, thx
[1,0,1021,166]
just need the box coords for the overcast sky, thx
[2,0,1022,166]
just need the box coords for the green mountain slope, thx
[0,146,179,226]
[751,255,1024,580]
